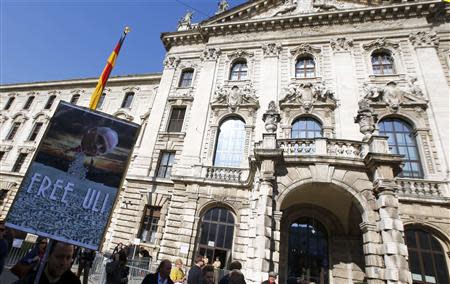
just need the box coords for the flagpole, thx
[89,27,130,110]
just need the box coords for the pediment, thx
[202,0,371,25]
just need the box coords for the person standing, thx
[202,265,215,284]
[141,259,174,284]
[0,220,8,276]
[218,261,244,284]
[261,272,277,284]
[13,241,81,284]
[170,258,185,283]
[187,255,204,284]
[77,248,96,284]
[106,251,129,284]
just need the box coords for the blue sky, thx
[1,0,247,84]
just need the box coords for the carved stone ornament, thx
[0,145,13,152]
[262,101,281,133]
[18,146,35,154]
[409,31,439,48]
[330,37,353,52]
[362,38,399,50]
[279,81,335,111]
[164,56,180,69]
[362,80,427,112]
[355,99,378,141]
[261,43,282,57]
[227,49,254,60]
[211,82,259,112]
[201,48,221,61]
[216,0,229,14]
[177,11,193,31]
[290,43,321,56]
[0,114,9,124]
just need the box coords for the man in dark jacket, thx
[141,259,173,284]
[13,241,80,284]
[187,255,205,284]
[218,261,245,284]
[106,251,128,284]
[261,272,277,284]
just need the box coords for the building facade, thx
[1,0,449,283]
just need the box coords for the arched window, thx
[198,207,235,269]
[214,118,246,167]
[371,50,395,75]
[295,56,316,78]
[379,118,423,178]
[179,69,194,87]
[405,228,449,284]
[288,217,329,283]
[291,117,322,139]
[229,60,248,81]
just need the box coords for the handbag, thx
[10,262,34,279]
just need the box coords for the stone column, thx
[132,56,179,176]
[272,210,283,274]
[330,37,361,140]
[361,222,385,284]
[410,31,449,177]
[175,48,221,177]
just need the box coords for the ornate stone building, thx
[1,0,449,283]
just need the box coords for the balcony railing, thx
[278,138,366,159]
[395,178,446,199]
[204,166,245,182]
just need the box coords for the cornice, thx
[161,0,442,50]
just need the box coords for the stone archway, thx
[277,182,368,284]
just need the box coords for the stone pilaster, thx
[374,180,411,284]
[175,48,220,177]
[360,222,385,284]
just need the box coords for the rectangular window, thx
[167,107,186,132]
[44,96,56,109]
[121,92,134,108]
[179,70,194,87]
[12,153,27,172]
[0,151,5,161]
[139,206,161,244]
[70,94,80,104]
[96,93,106,109]
[28,122,44,141]
[3,97,15,110]
[6,122,21,141]
[23,96,35,110]
[157,152,175,178]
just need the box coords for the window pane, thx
[214,118,246,167]
[179,70,194,87]
[157,152,175,178]
[167,108,186,132]
[291,118,322,139]
[372,52,395,75]
[122,92,134,108]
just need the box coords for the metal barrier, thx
[5,241,35,268]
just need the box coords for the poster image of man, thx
[6,102,140,250]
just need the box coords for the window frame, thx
[70,94,80,104]
[3,97,15,110]
[213,117,246,168]
[229,60,248,81]
[121,92,134,108]
[28,122,44,141]
[379,118,423,178]
[139,206,161,244]
[23,96,35,110]
[6,122,21,141]
[44,95,56,110]
[178,69,194,88]
[371,50,395,75]
[12,153,27,172]
[156,151,176,178]
[295,56,316,78]
[167,107,186,132]
[291,117,322,139]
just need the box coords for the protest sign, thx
[6,102,140,250]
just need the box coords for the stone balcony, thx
[395,178,449,203]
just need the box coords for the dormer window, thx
[371,50,395,75]
[179,69,194,87]
[295,56,316,78]
[121,92,134,108]
[229,60,248,81]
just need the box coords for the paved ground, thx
[0,269,19,284]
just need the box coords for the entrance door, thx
[288,217,329,284]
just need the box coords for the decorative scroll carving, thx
[164,56,180,69]
[201,48,221,61]
[279,81,335,111]
[409,31,439,48]
[361,80,427,112]
[262,101,281,133]
[211,82,259,112]
[330,37,353,52]
[227,49,254,60]
[18,146,35,154]
[262,43,282,57]
[355,99,378,141]
[362,38,399,50]
[290,43,321,56]
[177,11,193,31]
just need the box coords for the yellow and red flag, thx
[89,27,130,109]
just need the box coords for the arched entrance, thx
[278,183,367,284]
